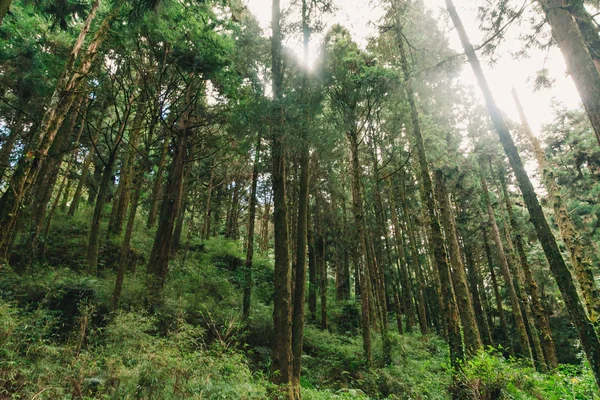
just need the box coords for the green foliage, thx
[457,349,599,399]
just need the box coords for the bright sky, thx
[244,0,584,137]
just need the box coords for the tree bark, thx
[291,11,310,386]
[538,0,600,147]
[435,170,482,356]
[87,100,131,273]
[480,170,533,362]
[483,226,512,353]
[396,5,463,369]
[146,81,194,305]
[68,148,94,217]
[512,87,600,322]
[243,134,262,320]
[387,179,417,332]
[147,136,169,228]
[497,165,554,370]
[0,0,12,25]
[269,0,293,396]
[108,89,146,236]
[112,165,144,309]
[464,246,493,346]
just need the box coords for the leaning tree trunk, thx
[146,80,195,307]
[537,0,600,147]
[480,170,534,363]
[387,179,418,332]
[512,87,600,322]
[68,148,94,216]
[446,0,600,387]
[567,0,600,71]
[108,89,146,236]
[464,246,493,346]
[435,170,482,356]
[497,166,555,370]
[399,180,429,335]
[0,0,116,252]
[483,226,512,354]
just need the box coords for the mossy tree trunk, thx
[396,5,463,369]
[435,170,482,356]
[538,0,600,147]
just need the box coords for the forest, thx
[1,0,600,398]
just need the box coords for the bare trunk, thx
[347,128,372,367]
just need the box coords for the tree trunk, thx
[146,77,195,307]
[243,134,262,320]
[447,0,600,387]
[308,219,317,323]
[147,136,169,228]
[497,166,554,370]
[435,170,482,356]
[387,179,417,332]
[0,111,23,181]
[480,171,533,362]
[538,0,600,147]
[400,181,429,335]
[87,102,130,273]
[483,226,512,353]
[291,11,310,384]
[0,0,12,25]
[464,246,493,346]
[269,0,293,396]
[513,87,600,322]
[396,5,463,369]
[68,149,94,216]
[108,90,146,236]
[567,0,600,71]
[112,165,144,309]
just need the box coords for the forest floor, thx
[0,211,597,399]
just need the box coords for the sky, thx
[244,0,584,137]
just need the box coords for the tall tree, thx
[269,0,293,396]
